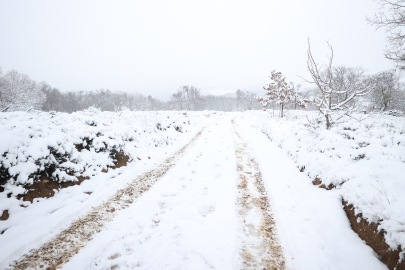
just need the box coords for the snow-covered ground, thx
[1,110,400,269]
[235,115,387,269]
[241,110,405,259]
[0,109,222,269]
[0,108,222,191]
[63,117,239,270]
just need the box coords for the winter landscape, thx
[1,0,405,270]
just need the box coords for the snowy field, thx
[241,110,405,259]
[0,109,403,269]
[0,109,223,268]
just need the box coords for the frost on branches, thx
[0,69,46,112]
[255,71,307,117]
[303,40,375,129]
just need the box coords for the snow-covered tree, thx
[303,41,374,129]
[368,69,405,111]
[256,70,307,117]
[0,69,46,111]
[171,86,203,111]
[203,95,236,111]
[368,0,405,68]
[129,93,149,111]
[290,82,302,109]
[236,89,261,111]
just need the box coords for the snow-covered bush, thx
[242,110,405,252]
[0,108,221,197]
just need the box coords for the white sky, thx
[0,0,393,100]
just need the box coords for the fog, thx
[0,0,393,100]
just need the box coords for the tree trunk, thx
[325,114,331,129]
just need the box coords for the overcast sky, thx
[0,0,393,100]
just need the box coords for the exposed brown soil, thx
[343,201,404,270]
[10,151,130,203]
[74,143,85,152]
[300,166,336,190]
[16,175,90,203]
[0,210,9,221]
[297,150,403,268]
[0,151,131,224]
[311,178,334,190]
[110,150,130,169]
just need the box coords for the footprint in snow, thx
[151,218,160,227]
[198,205,215,217]
[108,253,121,260]
[158,201,167,209]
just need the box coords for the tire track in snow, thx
[233,119,286,270]
[8,126,207,270]
[63,117,238,269]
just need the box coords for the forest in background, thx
[0,66,404,114]
[0,68,263,112]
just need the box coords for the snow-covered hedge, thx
[241,110,405,252]
[0,108,221,197]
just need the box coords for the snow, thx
[0,108,222,189]
[63,118,239,270]
[235,116,388,269]
[240,110,405,260]
[0,109,223,269]
[1,110,401,269]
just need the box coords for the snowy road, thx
[63,117,242,269]
[7,115,389,270]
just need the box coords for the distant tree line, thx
[0,68,262,112]
[0,67,404,113]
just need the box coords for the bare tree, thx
[172,86,203,111]
[204,95,236,111]
[244,92,259,110]
[236,90,261,111]
[291,82,302,109]
[368,0,405,68]
[236,89,244,111]
[302,40,374,128]
[368,69,405,111]
[130,93,149,111]
[171,90,185,110]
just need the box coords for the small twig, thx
[1,104,11,112]
[345,113,359,121]
[366,121,376,130]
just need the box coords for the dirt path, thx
[233,120,286,270]
[8,127,206,270]
[61,117,239,269]
[7,117,286,270]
